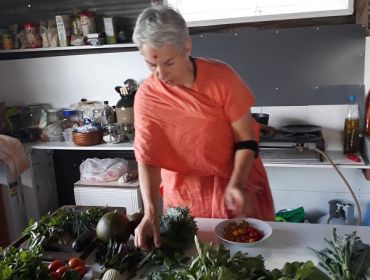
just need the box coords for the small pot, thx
[252,113,269,125]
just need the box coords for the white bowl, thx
[215,218,272,247]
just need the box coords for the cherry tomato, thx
[74,265,87,278]
[56,265,69,275]
[48,260,64,272]
[48,271,61,280]
[68,257,85,269]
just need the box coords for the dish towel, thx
[0,134,30,181]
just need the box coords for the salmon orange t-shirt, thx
[134,57,274,220]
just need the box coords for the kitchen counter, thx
[84,218,370,279]
[28,141,369,169]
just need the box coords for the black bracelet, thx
[234,140,259,158]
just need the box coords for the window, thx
[165,0,354,27]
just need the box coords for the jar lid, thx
[63,109,79,117]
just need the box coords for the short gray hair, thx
[132,5,189,49]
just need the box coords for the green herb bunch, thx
[22,206,106,249]
[310,228,370,280]
[0,246,49,280]
[150,207,198,267]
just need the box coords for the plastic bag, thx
[80,158,128,182]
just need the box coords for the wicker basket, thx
[72,130,102,146]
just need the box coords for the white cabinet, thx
[21,148,59,221]
[74,180,143,214]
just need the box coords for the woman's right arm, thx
[134,162,162,251]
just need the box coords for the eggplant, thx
[72,230,95,252]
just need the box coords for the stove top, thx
[259,125,325,161]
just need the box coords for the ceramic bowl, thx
[215,218,272,247]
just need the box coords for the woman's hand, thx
[224,183,253,217]
[134,213,161,251]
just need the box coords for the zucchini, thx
[72,230,95,252]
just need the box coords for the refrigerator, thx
[0,161,28,244]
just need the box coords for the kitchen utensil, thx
[214,218,272,247]
[280,124,322,134]
[252,113,269,125]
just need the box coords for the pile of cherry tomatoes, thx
[48,257,86,280]
[223,220,263,243]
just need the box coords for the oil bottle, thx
[343,95,359,154]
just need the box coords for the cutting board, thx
[10,205,126,261]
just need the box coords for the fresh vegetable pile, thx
[0,246,49,280]
[22,206,106,249]
[145,235,330,280]
[48,257,86,280]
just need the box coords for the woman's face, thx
[140,39,192,87]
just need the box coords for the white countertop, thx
[195,218,370,270]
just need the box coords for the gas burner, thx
[260,124,325,162]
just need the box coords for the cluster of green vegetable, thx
[145,235,330,280]
[0,245,50,280]
[22,206,106,249]
[97,207,198,279]
[310,228,370,280]
[0,206,107,280]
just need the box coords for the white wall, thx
[0,51,150,108]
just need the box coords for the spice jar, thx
[2,34,13,50]
[24,23,42,48]
[80,12,96,37]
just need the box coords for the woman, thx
[132,5,274,250]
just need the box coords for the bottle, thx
[366,100,370,136]
[343,95,360,154]
[102,101,114,125]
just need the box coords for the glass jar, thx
[102,123,123,144]
[24,23,42,48]
[2,34,13,50]
[60,109,82,130]
[46,109,59,125]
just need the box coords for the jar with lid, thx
[59,109,82,130]
[103,123,123,143]
[115,79,138,127]
[2,34,13,50]
[46,109,59,125]
[80,11,96,37]
[24,23,42,48]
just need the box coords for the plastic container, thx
[343,95,360,154]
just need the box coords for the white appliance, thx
[0,162,28,243]
[74,180,143,214]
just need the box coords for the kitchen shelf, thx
[0,43,138,60]
[30,141,134,151]
[29,141,370,169]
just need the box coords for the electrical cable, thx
[311,147,362,226]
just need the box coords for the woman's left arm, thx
[224,109,256,217]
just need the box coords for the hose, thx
[311,147,362,226]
